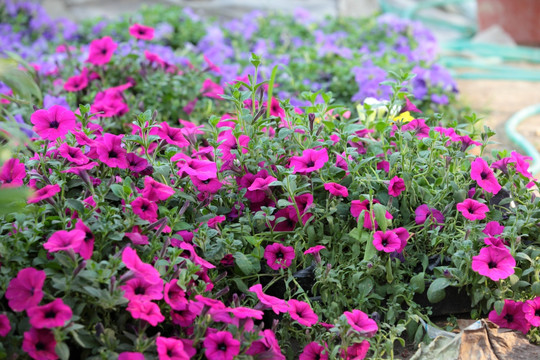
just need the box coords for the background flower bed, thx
[0,1,540,359]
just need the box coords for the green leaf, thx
[373,203,388,231]
[494,300,505,316]
[55,342,70,360]
[234,252,254,275]
[410,272,425,293]
[109,184,124,199]
[427,278,450,303]
[362,230,377,261]
[386,257,394,283]
[66,199,85,214]
[0,58,42,101]
[0,187,30,215]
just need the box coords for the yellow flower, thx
[392,111,414,124]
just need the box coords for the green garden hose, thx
[504,104,540,175]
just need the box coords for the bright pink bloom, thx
[402,96,422,113]
[299,342,328,360]
[0,314,11,337]
[142,176,175,202]
[350,199,393,230]
[344,341,370,360]
[154,122,189,147]
[156,336,189,360]
[372,230,401,253]
[402,119,430,138]
[511,151,533,178]
[457,199,489,221]
[27,184,61,204]
[5,267,46,311]
[203,331,241,360]
[0,158,26,187]
[22,328,58,360]
[44,229,85,253]
[483,236,507,248]
[523,297,540,327]
[245,329,285,359]
[164,280,188,310]
[57,143,89,165]
[127,300,164,326]
[170,301,203,327]
[96,133,129,169]
[266,98,286,120]
[344,309,378,336]
[247,176,277,192]
[27,298,72,329]
[290,148,328,174]
[173,154,217,181]
[86,36,117,65]
[129,23,154,40]
[415,204,444,226]
[470,158,501,194]
[288,299,318,327]
[31,105,76,140]
[248,284,289,314]
[63,68,88,92]
[122,247,162,284]
[207,215,226,229]
[179,242,216,270]
[131,197,158,222]
[483,221,504,236]
[74,221,94,260]
[201,79,224,99]
[118,352,145,360]
[120,276,164,302]
[264,243,295,270]
[488,299,531,334]
[127,152,149,173]
[472,246,515,281]
[392,227,410,253]
[217,130,250,161]
[191,175,222,193]
[388,176,405,197]
[324,182,349,197]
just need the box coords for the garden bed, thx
[0,1,539,359]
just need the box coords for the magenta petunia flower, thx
[96,133,129,169]
[27,298,72,329]
[164,279,188,310]
[57,143,89,165]
[471,246,515,281]
[372,230,401,253]
[207,215,226,229]
[131,197,158,222]
[245,329,285,359]
[248,284,289,314]
[402,96,422,113]
[456,199,489,221]
[127,300,165,326]
[120,275,164,302]
[289,148,328,175]
[523,297,540,327]
[127,152,149,173]
[388,176,405,197]
[31,105,77,141]
[510,151,533,178]
[0,314,11,337]
[172,154,217,181]
[86,36,117,65]
[217,130,250,161]
[191,175,223,194]
[75,221,94,260]
[152,122,189,148]
[415,204,445,227]
[488,299,531,334]
[118,352,145,360]
[299,342,328,360]
[288,299,318,327]
[44,229,85,253]
[170,301,203,327]
[0,158,26,187]
[201,78,224,99]
[203,331,241,360]
[22,328,58,360]
[142,176,175,202]
[264,243,295,270]
[247,176,277,192]
[343,309,378,337]
[156,336,189,360]
[350,199,393,230]
[482,221,504,236]
[179,242,216,270]
[27,184,61,204]
[483,236,507,248]
[5,267,46,312]
[470,158,501,194]
[324,182,349,197]
[392,227,410,253]
[63,68,89,92]
[343,341,370,360]
[402,118,430,138]
[129,23,154,40]
[122,247,162,284]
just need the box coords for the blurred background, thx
[38,0,540,171]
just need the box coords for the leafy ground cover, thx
[0,1,539,359]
